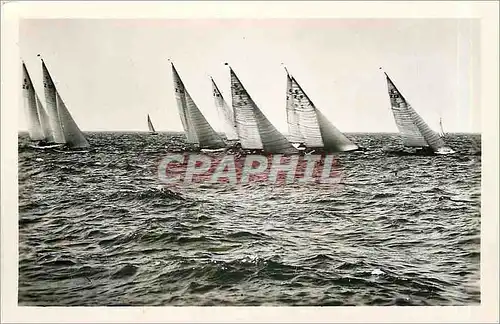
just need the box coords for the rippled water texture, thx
[18,132,481,306]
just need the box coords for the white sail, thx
[438,117,445,137]
[36,94,53,141]
[285,72,304,143]
[42,59,89,148]
[289,76,323,148]
[211,77,239,141]
[384,72,448,152]
[55,91,89,148]
[385,73,428,147]
[289,74,358,151]
[22,62,45,141]
[229,66,297,154]
[147,114,156,133]
[42,60,66,144]
[184,90,226,148]
[315,108,359,152]
[171,62,225,149]
[171,63,198,143]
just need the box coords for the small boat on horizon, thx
[147,114,158,135]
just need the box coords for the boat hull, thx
[434,147,456,155]
[29,143,65,150]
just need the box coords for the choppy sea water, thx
[18,132,481,306]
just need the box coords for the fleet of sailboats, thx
[22,58,90,150]
[20,57,467,156]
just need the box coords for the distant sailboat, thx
[227,64,298,154]
[22,61,57,148]
[211,77,239,141]
[283,67,359,152]
[170,61,225,149]
[41,58,90,150]
[147,114,158,135]
[383,70,455,155]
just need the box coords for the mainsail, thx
[147,114,157,133]
[229,65,297,154]
[211,77,239,141]
[41,59,89,148]
[171,62,225,149]
[384,72,450,152]
[284,70,304,143]
[285,70,358,152]
[22,62,51,141]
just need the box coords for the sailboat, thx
[227,64,298,154]
[383,70,455,155]
[147,114,158,135]
[211,77,239,141]
[438,117,445,138]
[21,61,61,149]
[170,61,226,151]
[41,58,90,150]
[283,67,359,153]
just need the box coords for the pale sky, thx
[19,18,480,133]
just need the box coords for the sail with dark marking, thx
[22,62,50,141]
[171,62,225,148]
[384,72,454,154]
[41,59,66,144]
[286,72,358,152]
[229,66,297,154]
[171,63,197,143]
[41,59,89,148]
[211,77,238,141]
[285,72,304,143]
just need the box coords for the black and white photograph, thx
[1,1,498,323]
